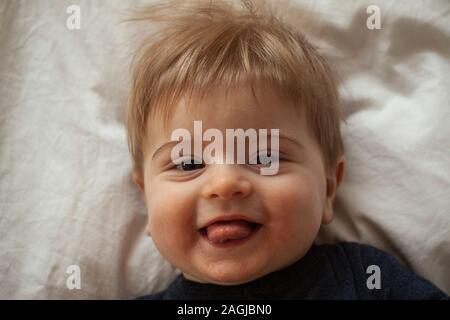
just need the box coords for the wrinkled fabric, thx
[0,0,449,299]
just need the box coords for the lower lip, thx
[199,224,262,249]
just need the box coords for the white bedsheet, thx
[0,0,448,298]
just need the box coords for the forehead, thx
[144,82,311,154]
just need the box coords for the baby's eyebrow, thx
[261,134,305,152]
[275,135,304,150]
[151,140,180,161]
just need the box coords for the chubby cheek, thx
[145,182,198,263]
[263,172,324,256]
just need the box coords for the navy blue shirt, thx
[138,242,448,300]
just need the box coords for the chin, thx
[202,263,267,286]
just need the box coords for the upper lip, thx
[199,214,261,230]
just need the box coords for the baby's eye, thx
[174,157,205,171]
[253,151,279,166]
[256,153,272,165]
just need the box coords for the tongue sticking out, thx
[206,220,254,243]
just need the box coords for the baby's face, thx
[138,82,340,285]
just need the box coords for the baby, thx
[125,0,447,299]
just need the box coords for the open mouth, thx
[199,220,262,248]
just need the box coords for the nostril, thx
[208,191,242,200]
[203,179,252,200]
[198,227,207,236]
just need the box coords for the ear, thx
[133,171,151,237]
[132,171,145,194]
[322,156,345,225]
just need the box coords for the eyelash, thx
[171,152,285,172]
[175,159,206,172]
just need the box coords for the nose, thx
[201,165,253,201]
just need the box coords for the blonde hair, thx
[126,0,344,177]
